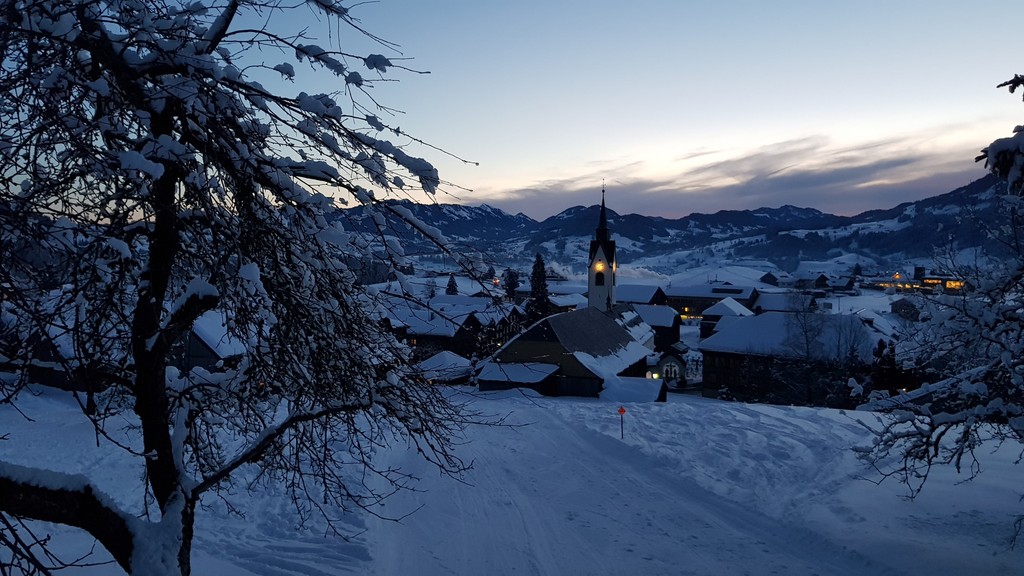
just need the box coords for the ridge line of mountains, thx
[339,175,1006,273]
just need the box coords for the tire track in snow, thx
[366,398,896,576]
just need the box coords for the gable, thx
[615,284,665,304]
[701,297,753,317]
[633,304,679,328]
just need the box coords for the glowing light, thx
[595,262,605,272]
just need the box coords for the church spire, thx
[588,185,616,312]
[596,184,609,242]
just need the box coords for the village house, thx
[749,290,816,314]
[665,282,759,319]
[631,304,682,352]
[791,272,831,291]
[698,311,886,406]
[699,297,753,339]
[477,306,660,399]
[373,293,524,361]
[615,284,669,306]
[416,350,474,384]
[178,311,247,373]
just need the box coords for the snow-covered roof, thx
[428,294,493,307]
[615,309,655,348]
[699,311,882,362]
[192,311,247,358]
[751,291,813,313]
[631,304,678,328]
[573,340,652,380]
[417,351,473,381]
[492,308,652,380]
[376,292,519,336]
[550,293,587,308]
[369,275,501,300]
[615,284,664,304]
[393,307,461,337]
[541,308,632,356]
[478,362,560,384]
[543,281,588,296]
[665,283,757,300]
[701,297,753,317]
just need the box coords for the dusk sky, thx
[289,1,1024,220]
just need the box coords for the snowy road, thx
[366,395,889,576]
[4,389,1020,575]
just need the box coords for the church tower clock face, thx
[588,187,616,312]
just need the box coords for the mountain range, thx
[337,175,1009,273]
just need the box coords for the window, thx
[595,271,605,286]
[663,363,679,379]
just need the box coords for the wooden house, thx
[478,307,656,398]
[698,311,884,405]
[665,283,759,319]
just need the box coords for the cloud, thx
[473,134,990,220]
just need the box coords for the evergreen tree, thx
[485,265,496,281]
[502,268,521,301]
[526,253,551,322]
[446,273,459,296]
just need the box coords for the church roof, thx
[543,307,633,356]
[477,362,560,384]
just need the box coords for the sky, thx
[284,1,1024,220]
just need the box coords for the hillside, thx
[338,175,1007,273]
[4,388,1020,575]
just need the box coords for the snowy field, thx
[2,387,1021,575]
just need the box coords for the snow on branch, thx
[0,462,135,573]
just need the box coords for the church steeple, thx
[596,186,609,243]
[588,186,616,312]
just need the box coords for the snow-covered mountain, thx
[339,175,1006,272]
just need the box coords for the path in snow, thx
[3,388,1020,575]
[366,394,890,576]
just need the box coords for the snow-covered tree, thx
[502,267,520,301]
[0,1,473,574]
[445,273,459,296]
[526,253,551,323]
[865,77,1024,502]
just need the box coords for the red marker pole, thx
[618,406,626,439]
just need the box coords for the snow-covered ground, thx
[2,388,1021,575]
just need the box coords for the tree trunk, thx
[177,498,196,576]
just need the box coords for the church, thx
[476,189,668,401]
[588,188,616,312]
